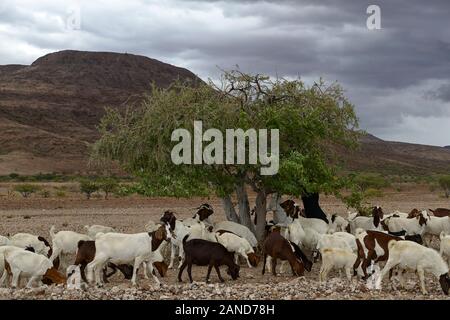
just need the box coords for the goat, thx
[49,225,91,269]
[327,214,350,233]
[356,230,425,279]
[86,224,171,286]
[160,210,191,269]
[8,233,52,257]
[440,232,450,266]
[0,235,9,246]
[423,215,450,246]
[262,230,304,277]
[74,240,167,283]
[382,211,428,236]
[178,235,240,283]
[215,230,260,268]
[84,225,115,238]
[213,220,258,248]
[375,240,450,295]
[0,247,65,288]
[319,248,357,282]
[429,208,450,217]
[348,206,384,234]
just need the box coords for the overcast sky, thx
[1,0,449,146]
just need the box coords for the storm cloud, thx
[0,0,449,145]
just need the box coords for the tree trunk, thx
[235,183,255,233]
[268,193,288,224]
[301,192,328,223]
[221,195,240,223]
[254,190,267,244]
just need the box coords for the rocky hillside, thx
[0,50,201,174]
[0,50,449,176]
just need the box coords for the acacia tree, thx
[91,70,360,242]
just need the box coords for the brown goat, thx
[74,240,167,283]
[429,208,450,217]
[178,235,240,283]
[355,230,422,279]
[262,231,304,277]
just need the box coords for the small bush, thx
[97,178,119,200]
[438,175,450,198]
[14,184,41,198]
[55,190,66,198]
[364,188,384,198]
[354,173,390,191]
[39,190,51,198]
[79,179,99,199]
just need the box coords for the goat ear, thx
[373,214,380,227]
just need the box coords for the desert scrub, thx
[13,184,41,198]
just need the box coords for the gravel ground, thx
[0,184,449,300]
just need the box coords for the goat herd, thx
[0,202,449,298]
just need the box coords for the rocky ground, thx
[0,184,449,300]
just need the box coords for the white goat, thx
[0,236,9,246]
[440,232,450,266]
[297,216,329,235]
[49,226,91,267]
[383,212,428,236]
[213,221,258,248]
[86,224,171,286]
[327,214,350,233]
[375,240,450,295]
[167,221,190,269]
[215,231,257,268]
[0,247,64,288]
[8,233,51,257]
[319,247,357,282]
[84,225,115,238]
[423,216,450,246]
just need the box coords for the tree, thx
[98,178,118,200]
[438,175,450,198]
[79,179,99,200]
[92,70,360,242]
[14,184,41,198]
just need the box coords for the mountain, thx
[0,50,449,176]
[0,50,201,175]
[341,134,450,176]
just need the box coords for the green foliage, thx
[438,175,450,198]
[13,184,41,198]
[55,190,66,198]
[91,70,360,206]
[364,188,384,198]
[79,179,99,199]
[353,173,390,191]
[97,178,119,199]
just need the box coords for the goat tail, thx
[182,234,189,246]
[387,239,398,251]
[49,225,56,240]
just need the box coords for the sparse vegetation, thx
[55,190,66,198]
[39,190,51,198]
[79,179,99,200]
[98,178,119,199]
[438,175,450,198]
[13,184,41,198]
[353,173,390,192]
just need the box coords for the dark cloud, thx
[0,0,449,145]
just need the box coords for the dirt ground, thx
[0,183,449,300]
